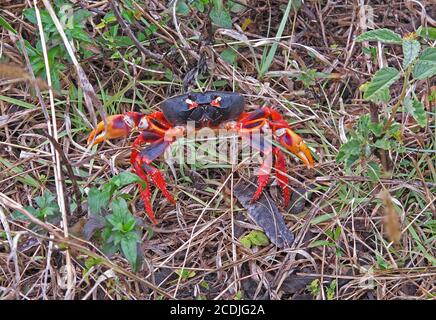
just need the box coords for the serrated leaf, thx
[404,97,427,127]
[336,139,361,163]
[402,39,420,69]
[368,122,384,137]
[412,47,436,80]
[356,28,402,44]
[363,67,400,103]
[373,139,392,150]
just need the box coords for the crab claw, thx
[87,112,145,145]
[275,128,314,169]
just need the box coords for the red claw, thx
[87,112,145,145]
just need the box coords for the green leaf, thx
[404,97,427,127]
[412,47,436,80]
[363,67,400,103]
[355,29,402,44]
[416,26,436,40]
[220,48,237,64]
[308,240,336,248]
[175,268,197,279]
[88,186,111,215]
[327,280,337,300]
[120,234,138,270]
[368,122,384,137]
[110,171,144,188]
[336,139,361,163]
[176,0,190,16]
[367,161,381,182]
[402,39,420,69]
[373,139,392,150]
[210,0,232,28]
[0,15,17,34]
[111,197,129,219]
[240,236,251,248]
[250,230,269,246]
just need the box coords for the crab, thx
[88,91,314,224]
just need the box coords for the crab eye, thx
[211,96,222,107]
[275,128,287,137]
[138,117,149,130]
[185,98,198,109]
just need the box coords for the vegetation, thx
[0,0,434,300]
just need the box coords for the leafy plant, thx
[12,190,62,231]
[86,171,146,271]
[240,230,269,248]
[23,0,92,90]
[309,279,320,296]
[337,28,433,173]
[308,225,343,257]
[175,268,197,280]
[326,280,337,300]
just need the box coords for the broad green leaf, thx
[402,39,420,69]
[110,171,144,188]
[363,67,400,103]
[404,97,427,127]
[356,28,402,44]
[88,186,111,215]
[121,235,138,269]
[111,197,129,219]
[0,15,17,34]
[210,0,232,28]
[417,26,436,40]
[413,47,436,80]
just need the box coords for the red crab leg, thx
[235,106,314,204]
[238,107,314,168]
[273,147,291,207]
[251,156,272,202]
[133,161,156,224]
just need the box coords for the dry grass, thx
[0,0,435,300]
